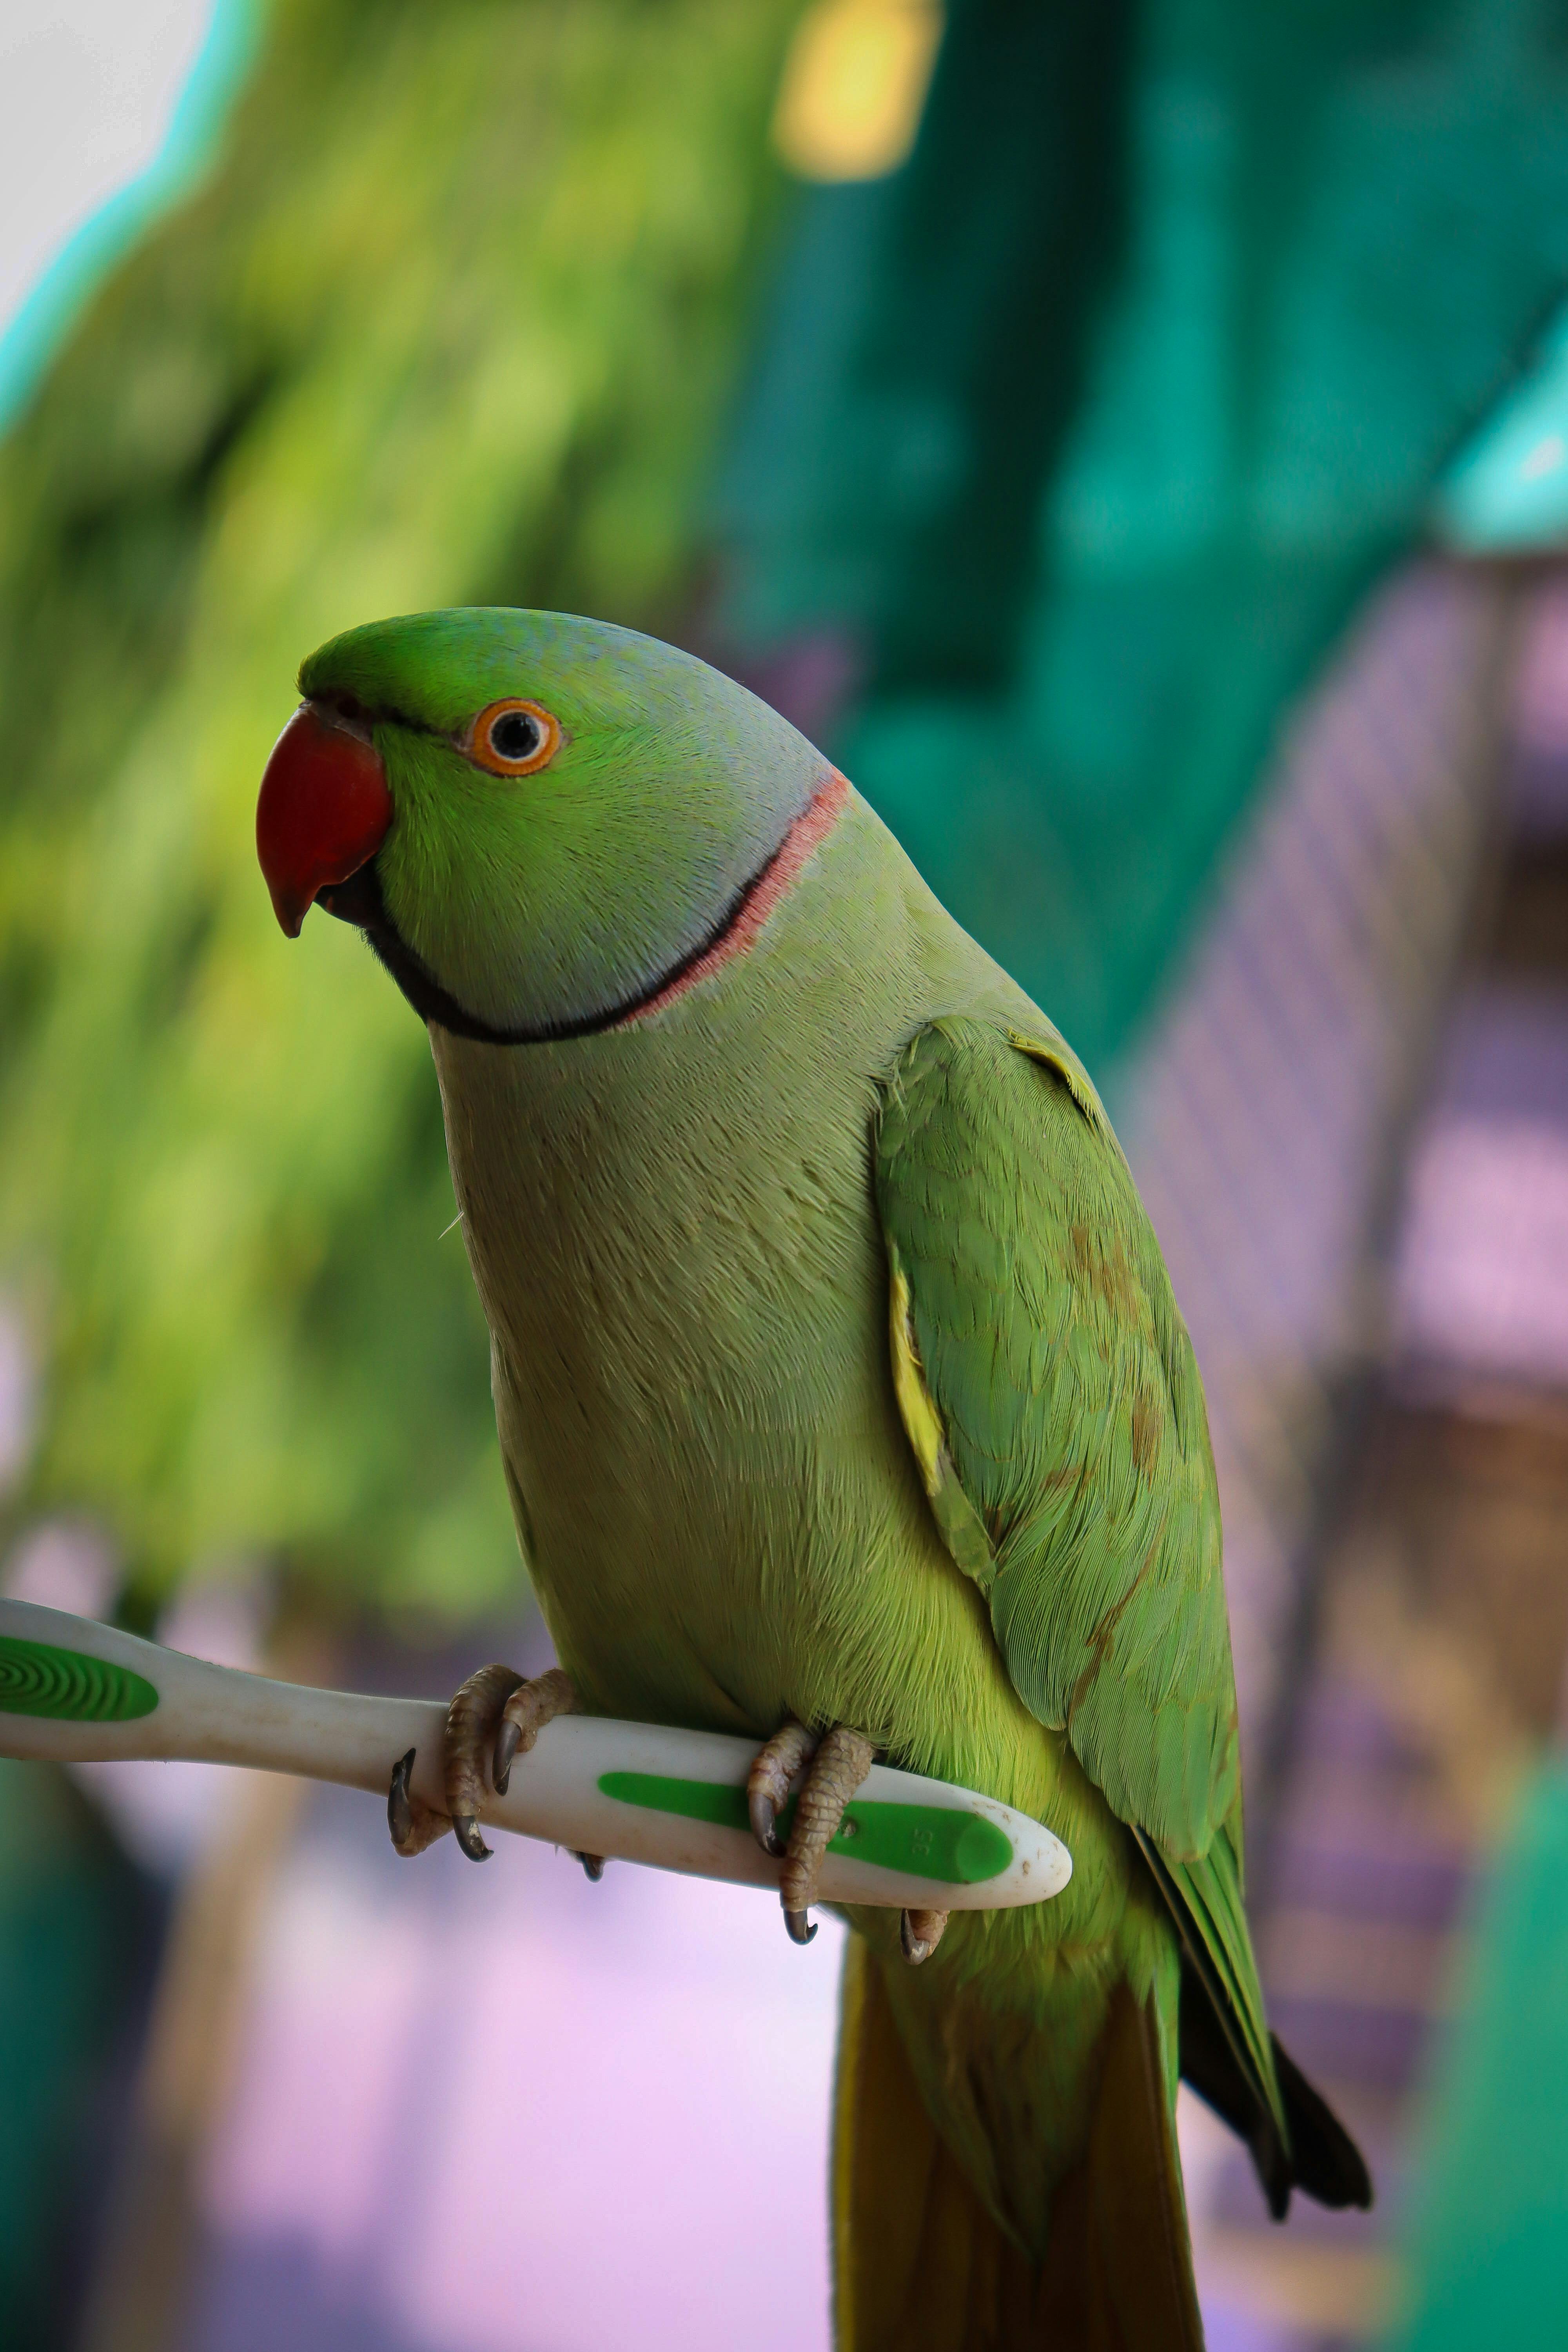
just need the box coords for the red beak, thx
[256,703,394,936]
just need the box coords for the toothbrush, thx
[0,1598,1072,1912]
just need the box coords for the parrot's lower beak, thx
[256,701,394,937]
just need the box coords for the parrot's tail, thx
[831,1938,1204,2352]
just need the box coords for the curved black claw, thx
[749,1788,787,1860]
[573,1851,605,1882]
[388,1748,417,1848]
[452,1813,492,1863]
[494,1718,521,1796]
[784,1908,818,1945]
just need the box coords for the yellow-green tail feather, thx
[832,1938,1205,2352]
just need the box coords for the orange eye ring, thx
[465,697,562,777]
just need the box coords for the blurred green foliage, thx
[0,0,802,1617]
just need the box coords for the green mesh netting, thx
[720,0,1568,1070]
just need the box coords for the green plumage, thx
[877,1020,1238,1857]
[875,1019,1280,2146]
[274,607,1368,2345]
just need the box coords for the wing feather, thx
[875,1016,1285,2148]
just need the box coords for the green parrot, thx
[255,607,1369,2349]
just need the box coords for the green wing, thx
[876,1015,1284,2144]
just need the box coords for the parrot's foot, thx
[387,1661,578,1863]
[900,1906,948,1964]
[746,1717,875,1944]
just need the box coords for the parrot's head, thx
[254,607,837,1042]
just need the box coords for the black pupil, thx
[490,710,542,762]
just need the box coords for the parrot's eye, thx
[466,697,562,777]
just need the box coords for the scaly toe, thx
[445,1661,524,1837]
[746,1718,820,1860]
[778,1722,876,1932]
[493,1665,578,1794]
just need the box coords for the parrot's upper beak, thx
[256,701,394,936]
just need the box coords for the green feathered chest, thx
[428,827,970,1745]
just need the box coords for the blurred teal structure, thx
[720,0,1568,1073]
[0,1761,160,2349]
[1395,1767,1568,2350]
